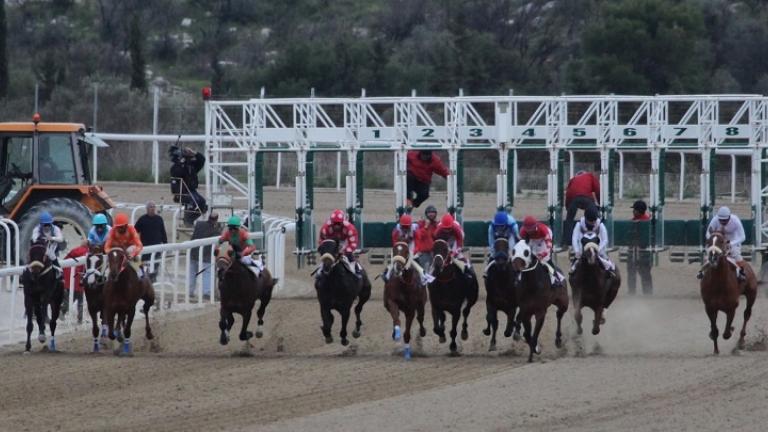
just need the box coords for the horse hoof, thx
[592,328,600,336]
[449,350,461,357]
[23,350,31,356]
[738,338,746,350]
[255,330,264,339]
[219,333,229,346]
[489,344,497,352]
[117,334,124,343]
[577,327,584,336]
[352,330,361,338]
[49,340,57,352]
[37,334,46,344]
[513,332,521,342]
[439,335,446,344]
[240,331,253,341]
[461,329,469,341]
[419,328,426,338]
[723,332,732,340]
[404,346,412,360]
[503,330,512,338]
[482,328,491,336]
[556,338,563,349]
[325,336,333,344]
[341,338,349,347]
[535,344,542,355]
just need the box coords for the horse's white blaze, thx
[584,242,599,252]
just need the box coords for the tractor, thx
[0,115,113,262]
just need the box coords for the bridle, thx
[391,242,410,279]
[107,248,128,280]
[27,243,53,277]
[82,251,107,287]
[706,233,726,266]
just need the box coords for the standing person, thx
[188,212,220,299]
[63,241,89,323]
[406,150,449,209]
[563,170,600,247]
[170,146,208,226]
[627,200,653,295]
[134,201,168,281]
[414,205,439,270]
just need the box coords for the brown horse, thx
[428,239,479,356]
[21,240,64,353]
[384,242,427,360]
[215,242,277,348]
[82,244,109,352]
[569,232,620,335]
[511,240,569,362]
[104,247,155,356]
[483,238,519,351]
[700,232,757,354]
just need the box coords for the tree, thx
[0,0,7,98]
[128,14,147,91]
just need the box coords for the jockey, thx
[30,211,64,276]
[698,206,747,281]
[318,209,362,277]
[434,213,473,278]
[217,215,263,277]
[104,213,146,278]
[570,204,616,278]
[384,214,433,285]
[87,213,111,247]
[486,210,519,254]
[519,216,565,289]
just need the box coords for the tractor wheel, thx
[18,198,93,263]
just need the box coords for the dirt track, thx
[0,182,766,432]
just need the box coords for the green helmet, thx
[227,215,241,227]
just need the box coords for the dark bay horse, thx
[384,242,427,359]
[483,238,519,351]
[511,240,569,362]
[569,232,620,335]
[314,239,372,346]
[104,247,155,356]
[428,239,479,355]
[700,232,757,354]
[216,242,277,347]
[82,244,108,352]
[21,240,64,353]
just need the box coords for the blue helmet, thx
[493,211,509,226]
[585,205,599,222]
[39,211,53,225]
[92,213,108,225]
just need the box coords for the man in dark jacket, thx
[134,201,168,280]
[170,146,208,226]
[188,212,220,299]
[406,150,449,209]
[627,200,653,295]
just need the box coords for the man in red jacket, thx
[414,205,439,270]
[407,150,449,208]
[563,170,600,247]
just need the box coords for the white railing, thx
[0,232,264,346]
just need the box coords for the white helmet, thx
[717,206,731,220]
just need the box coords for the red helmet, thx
[330,209,345,224]
[439,213,454,229]
[114,213,129,227]
[523,216,538,229]
[399,214,412,227]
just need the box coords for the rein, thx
[520,259,539,273]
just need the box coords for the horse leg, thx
[738,287,757,350]
[239,308,254,341]
[531,311,546,359]
[142,289,155,340]
[353,283,370,339]
[122,310,136,356]
[574,297,584,335]
[706,306,719,355]
[403,310,415,360]
[555,303,566,349]
[255,295,272,339]
[386,299,402,342]
[48,302,60,352]
[320,304,334,344]
[521,313,534,363]
[35,303,46,344]
[485,304,498,351]
[115,312,125,343]
[339,306,351,346]
[431,306,445,342]
[218,307,230,345]
[24,302,33,353]
[449,310,460,355]
[416,299,427,338]
[722,307,736,341]
[90,305,100,352]
[592,306,604,336]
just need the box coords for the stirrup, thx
[696,271,704,280]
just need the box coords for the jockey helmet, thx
[39,211,54,225]
[113,213,129,227]
[330,209,345,224]
[585,205,599,222]
[717,206,731,221]
[399,214,412,228]
[92,213,108,225]
[227,215,241,227]
[523,215,538,231]
[493,211,508,226]
[439,213,454,229]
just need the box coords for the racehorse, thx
[314,239,372,346]
[511,240,569,362]
[82,244,109,352]
[384,242,427,359]
[700,232,757,354]
[428,239,479,356]
[216,242,277,348]
[482,238,519,351]
[21,240,64,353]
[569,232,620,335]
[103,247,155,356]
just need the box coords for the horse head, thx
[84,244,106,286]
[431,239,450,274]
[511,240,533,272]
[580,232,600,266]
[26,240,49,279]
[216,241,236,278]
[492,238,510,267]
[707,232,728,268]
[391,242,410,278]
[106,247,128,280]
[317,239,340,275]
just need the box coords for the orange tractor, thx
[0,116,113,260]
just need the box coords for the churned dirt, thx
[0,182,765,432]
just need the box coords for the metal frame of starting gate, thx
[204,95,768,262]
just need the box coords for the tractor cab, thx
[0,116,113,260]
